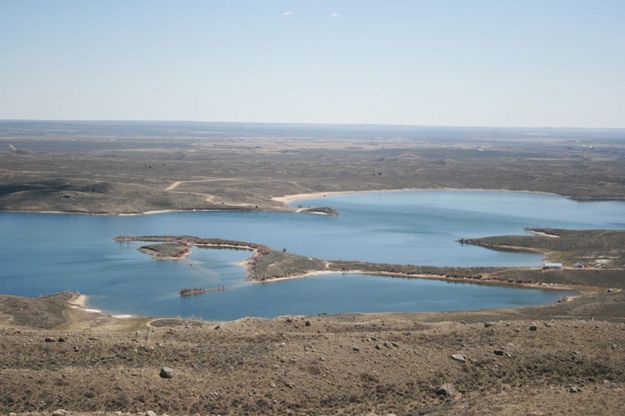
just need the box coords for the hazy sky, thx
[1,1,624,127]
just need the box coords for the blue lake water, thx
[1,190,624,320]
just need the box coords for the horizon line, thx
[1,118,625,131]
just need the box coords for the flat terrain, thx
[462,228,625,268]
[1,291,624,416]
[1,121,625,214]
[1,229,625,415]
[2,121,625,415]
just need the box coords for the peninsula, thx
[2,228,625,415]
[3,122,625,415]
[118,229,625,293]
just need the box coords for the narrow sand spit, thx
[272,187,559,204]
[272,191,359,204]
[69,294,88,307]
[68,294,102,313]
[528,229,561,238]
[70,294,135,318]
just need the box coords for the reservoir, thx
[1,190,623,320]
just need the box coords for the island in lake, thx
[2,122,625,415]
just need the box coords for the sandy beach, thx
[272,187,561,205]
[69,293,88,308]
[528,229,561,238]
[4,6,625,412]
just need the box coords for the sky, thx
[1,0,624,127]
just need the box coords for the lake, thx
[1,190,623,320]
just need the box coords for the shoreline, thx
[69,293,88,307]
[60,270,583,324]
[527,229,560,238]
[124,236,576,297]
[68,293,102,314]
[138,244,193,261]
[271,187,564,204]
[123,234,591,302]
[1,187,622,217]
[253,267,579,294]
[0,206,293,217]
[57,265,587,323]
[68,293,136,318]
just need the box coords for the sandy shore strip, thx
[528,229,561,238]
[6,205,292,217]
[251,268,577,294]
[70,305,102,314]
[69,293,136,317]
[69,294,88,308]
[5,188,566,216]
[272,187,561,205]
[273,191,363,204]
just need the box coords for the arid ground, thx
[1,121,625,415]
[2,122,625,214]
[1,289,624,416]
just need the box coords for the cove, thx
[1,190,623,320]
